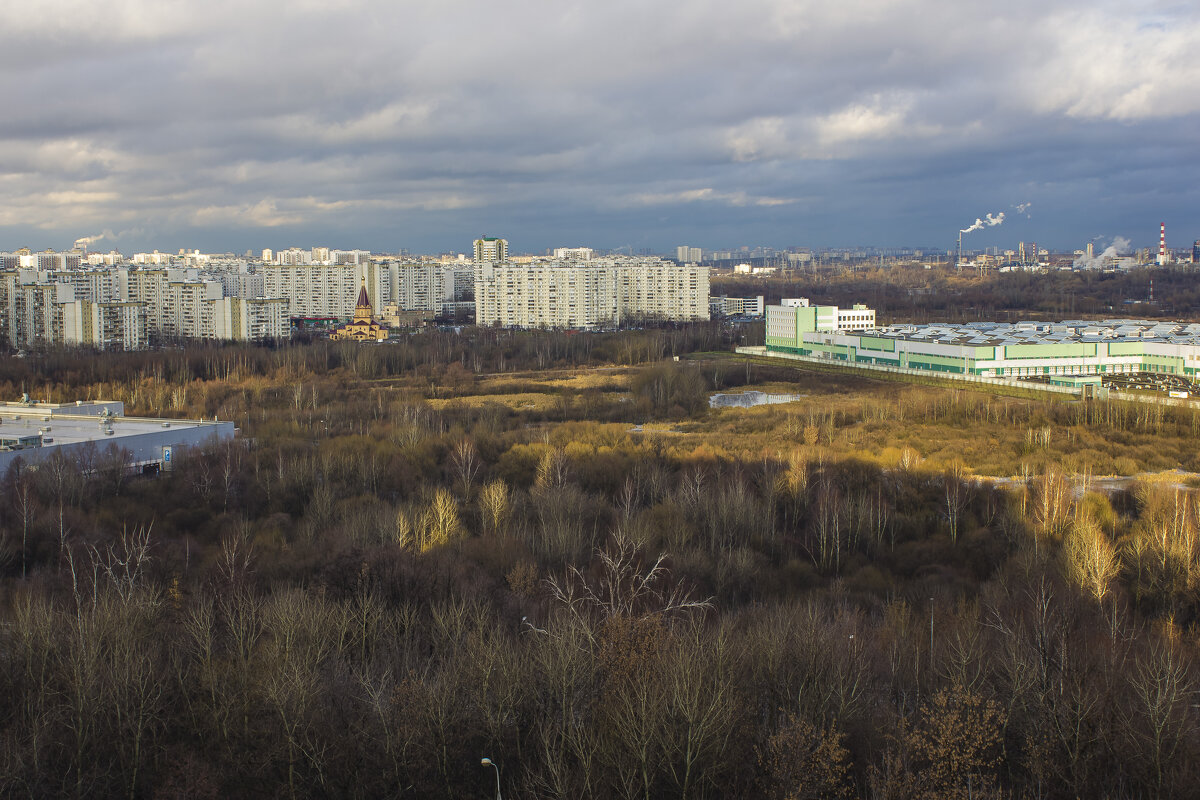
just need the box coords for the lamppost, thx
[481,757,501,800]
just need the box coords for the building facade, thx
[263,263,359,319]
[62,300,147,350]
[474,237,509,263]
[474,257,709,329]
[765,300,1200,379]
[211,297,290,341]
[710,295,765,318]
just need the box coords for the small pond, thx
[708,391,806,408]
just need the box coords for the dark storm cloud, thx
[1,0,1198,254]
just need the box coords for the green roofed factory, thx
[760,298,1200,382]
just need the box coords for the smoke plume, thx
[960,212,1005,234]
[73,233,106,248]
[1073,236,1131,270]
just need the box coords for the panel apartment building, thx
[474,257,710,329]
[264,261,473,321]
[0,260,289,349]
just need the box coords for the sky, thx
[2,0,1199,256]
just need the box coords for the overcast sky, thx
[2,0,1198,256]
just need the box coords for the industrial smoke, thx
[1073,236,1131,270]
[960,212,1006,234]
[73,233,106,248]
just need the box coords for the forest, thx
[2,326,1200,799]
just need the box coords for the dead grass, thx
[411,360,1197,479]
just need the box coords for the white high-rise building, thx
[552,247,594,261]
[212,271,265,299]
[132,251,174,265]
[262,263,358,319]
[0,276,72,347]
[62,300,146,350]
[616,260,708,321]
[333,249,370,265]
[162,279,223,339]
[211,297,290,341]
[474,237,509,263]
[474,262,618,329]
[474,257,709,329]
[367,261,473,318]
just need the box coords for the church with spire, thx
[330,284,390,342]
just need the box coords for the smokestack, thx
[1158,223,1167,265]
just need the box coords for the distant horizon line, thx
[6,242,1194,258]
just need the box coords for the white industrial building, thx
[0,399,235,474]
[764,299,1200,380]
[766,298,876,342]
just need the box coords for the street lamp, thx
[481,757,501,800]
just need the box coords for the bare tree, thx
[217,526,255,587]
[86,525,154,604]
[449,437,481,498]
[541,534,711,636]
[942,461,971,543]
[478,479,511,537]
[420,488,463,550]
[1062,516,1119,603]
[661,621,740,799]
[14,473,36,578]
[535,447,571,492]
[1127,641,1196,796]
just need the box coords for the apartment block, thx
[0,276,72,347]
[211,297,290,341]
[474,257,709,329]
[262,263,359,319]
[474,237,509,263]
[162,279,223,339]
[62,300,147,350]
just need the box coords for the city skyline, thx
[2,0,1198,254]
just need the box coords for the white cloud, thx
[1026,11,1200,119]
[815,99,911,146]
[620,188,796,208]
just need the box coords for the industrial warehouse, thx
[760,299,1200,383]
[0,398,235,474]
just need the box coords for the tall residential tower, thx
[473,237,508,263]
